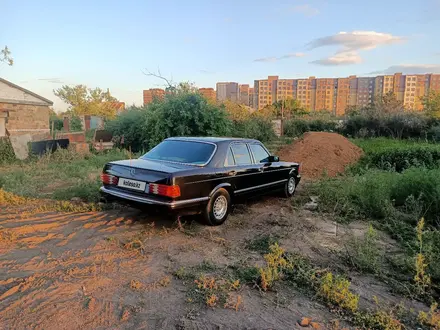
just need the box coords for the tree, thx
[423,90,440,118]
[222,100,252,121]
[53,85,119,119]
[272,98,307,118]
[1,46,13,66]
[373,91,403,114]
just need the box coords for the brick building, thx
[198,88,216,103]
[143,88,165,105]
[0,78,52,139]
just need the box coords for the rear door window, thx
[231,143,252,165]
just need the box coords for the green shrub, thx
[0,138,16,164]
[232,117,275,142]
[70,116,83,131]
[352,138,440,172]
[342,113,430,139]
[106,107,147,152]
[283,119,338,137]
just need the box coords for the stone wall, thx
[0,102,50,138]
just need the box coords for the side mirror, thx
[267,155,279,163]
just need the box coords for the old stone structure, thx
[0,78,53,139]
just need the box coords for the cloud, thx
[38,77,64,84]
[254,57,278,63]
[224,17,232,23]
[310,51,362,66]
[199,69,214,74]
[289,4,319,17]
[254,52,305,62]
[307,30,405,66]
[369,64,440,75]
[307,31,404,51]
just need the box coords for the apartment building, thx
[254,76,278,109]
[296,77,316,111]
[249,88,255,108]
[315,78,336,112]
[275,79,296,103]
[239,84,250,106]
[428,74,440,92]
[199,88,216,103]
[216,82,239,102]
[356,77,375,107]
[143,88,165,105]
[404,75,426,111]
[393,73,406,102]
[336,78,350,116]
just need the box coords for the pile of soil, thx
[278,132,363,180]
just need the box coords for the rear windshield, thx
[141,140,216,165]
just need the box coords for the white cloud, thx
[369,64,440,74]
[254,53,305,62]
[254,57,278,63]
[307,31,404,51]
[289,4,319,17]
[307,30,405,66]
[310,51,362,66]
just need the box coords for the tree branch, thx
[142,68,175,89]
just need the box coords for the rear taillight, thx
[298,164,301,174]
[148,183,181,198]
[101,173,119,185]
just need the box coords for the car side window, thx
[231,143,252,165]
[224,147,235,166]
[249,144,270,163]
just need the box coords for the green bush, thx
[105,107,147,152]
[352,138,440,172]
[283,119,338,137]
[342,113,430,139]
[0,138,16,164]
[232,117,275,142]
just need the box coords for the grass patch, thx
[0,148,133,201]
[245,234,280,254]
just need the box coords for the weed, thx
[158,276,171,287]
[346,224,383,274]
[0,189,30,205]
[187,275,242,309]
[418,303,440,329]
[246,234,279,254]
[318,272,359,313]
[230,265,260,284]
[258,243,293,291]
[414,218,431,295]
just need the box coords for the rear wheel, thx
[203,188,231,226]
[283,175,297,198]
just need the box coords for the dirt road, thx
[0,195,407,330]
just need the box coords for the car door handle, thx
[228,170,237,176]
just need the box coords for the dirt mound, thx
[278,132,363,180]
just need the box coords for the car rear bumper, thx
[99,186,209,210]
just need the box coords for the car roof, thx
[165,136,260,144]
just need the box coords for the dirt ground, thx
[0,190,423,330]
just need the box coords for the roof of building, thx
[0,77,54,106]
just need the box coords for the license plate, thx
[117,178,147,191]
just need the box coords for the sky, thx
[1,0,440,112]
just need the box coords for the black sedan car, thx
[100,137,301,225]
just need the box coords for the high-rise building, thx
[254,76,278,109]
[404,75,426,111]
[393,73,405,102]
[249,88,255,109]
[427,74,440,92]
[239,84,250,105]
[143,88,165,105]
[296,77,316,111]
[315,78,336,112]
[216,82,239,102]
[275,79,296,103]
[336,78,350,116]
[356,77,375,107]
[199,88,216,103]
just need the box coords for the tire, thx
[203,188,231,226]
[283,175,297,198]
